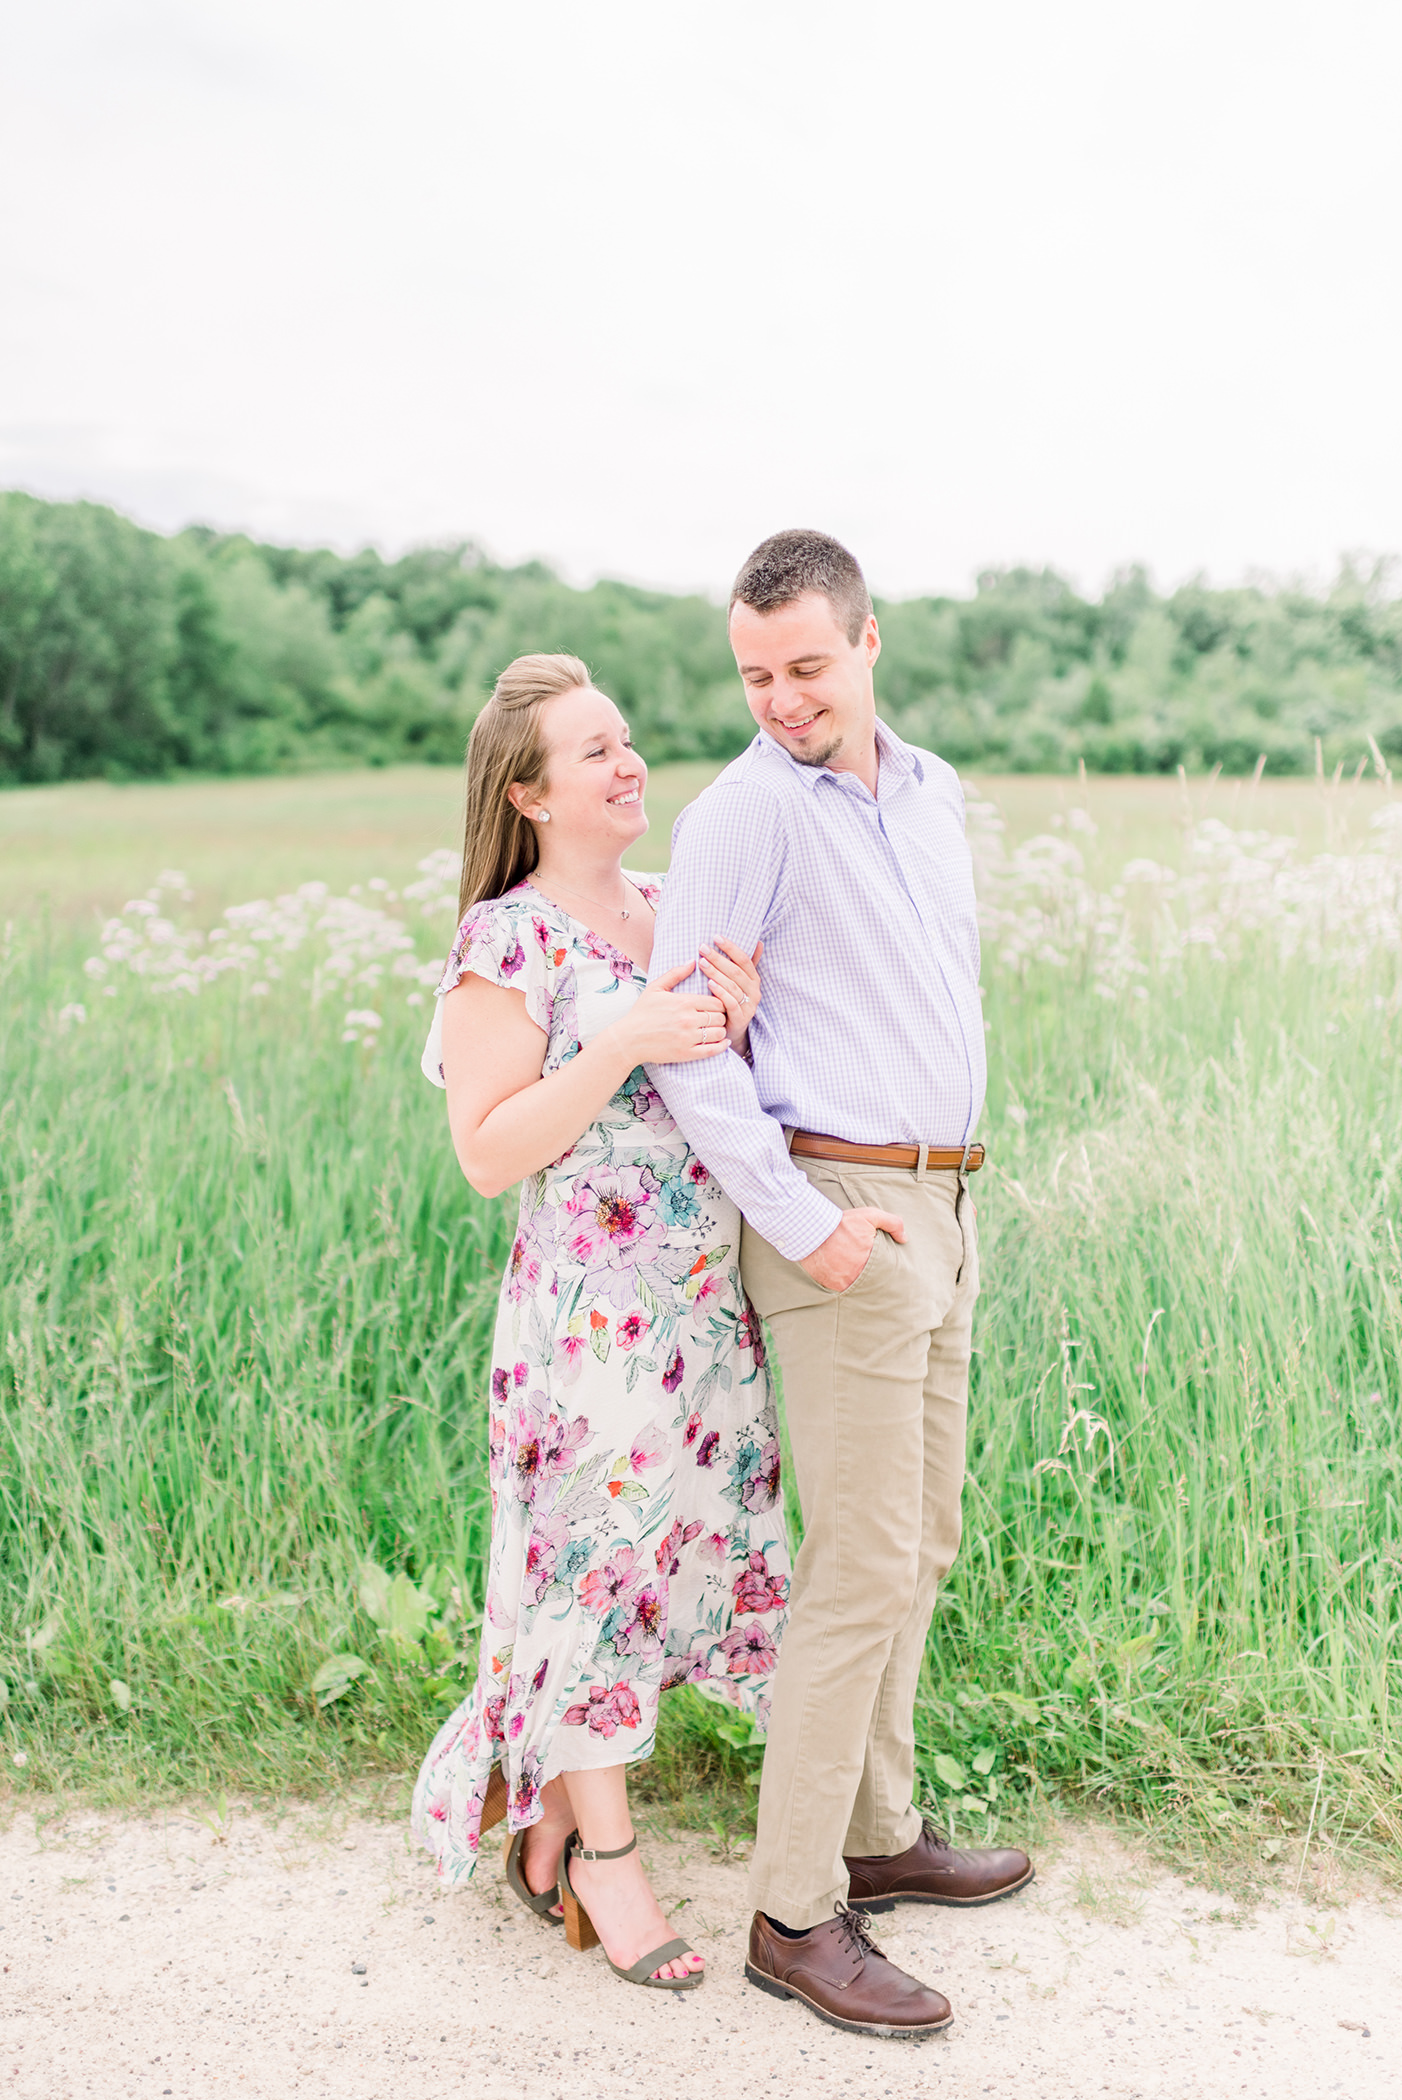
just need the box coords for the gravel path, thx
[2,1800,1397,2099]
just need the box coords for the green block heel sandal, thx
[560,1832,703,1991]
[481,1763,566,1926]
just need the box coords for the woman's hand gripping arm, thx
[442,964,730,1199]
[700,937,762,1057]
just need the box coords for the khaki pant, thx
[741,1159,979,1930]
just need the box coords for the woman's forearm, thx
[450,1028,639,1197]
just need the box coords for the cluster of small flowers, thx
[400,847,462,919]
[968,798,1402,998]
[79,855,461,1044]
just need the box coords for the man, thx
[646,529,1032,2039]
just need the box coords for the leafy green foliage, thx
[0,493,747,785]
[5,492,1402,785]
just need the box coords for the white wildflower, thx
[342,1007,384,1046]
[976,800,1402,995]
[402,847,462,918]
[78,868,443,1016]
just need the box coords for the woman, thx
[412,653,791,1992]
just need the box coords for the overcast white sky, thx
[3,0,1401,599]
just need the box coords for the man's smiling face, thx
[730,589,881,773]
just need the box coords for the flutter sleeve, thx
[420,896,553,1088]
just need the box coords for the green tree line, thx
[3,489,1401,785]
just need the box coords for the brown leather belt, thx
[788,1129,985,1173]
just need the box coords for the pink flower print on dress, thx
[510,1396,591,1506]
[506,1232,541,1304]
[612,1583,666,1657]
[505,1671,530,1742]
[606,1682,641,1729]
[717,1621,778,1675]
[561,1681,644,1737]
[615,1312,649,1351]
[732,1549,789,1616]
[511,1748,544,1823]
[740,1436,782,1514]
[628,1423,668,1474]
[513,1361,529,1387]
[627,1079,672,1127]
[499,938,525,978]
[563,1164,665,1301]
[662,1346,685,1394]
[683,1411,703,1447]
[491,1367,509,1405]
[509,1400,547,1499]
[655,1517,704,1578]
[697,1530,728,1567]
[577,1542,645,1617]
[553,1334,587,1386]
[562,1685,610,1733]
[661,1648,716,1690]
[695,1429,720,1468]
[688,1159,709,1185]
[531,917,568,967]
[735,1309,766,1367]
[536,1402,593,1478]
[524,1507,571,1603]
[482,1693,507,1742]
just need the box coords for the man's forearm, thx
[646,1051,842,1261]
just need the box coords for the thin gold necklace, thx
[531,873,648,923]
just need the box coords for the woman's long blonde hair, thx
[457,653,592,919]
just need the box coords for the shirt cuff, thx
[764,1183,845,1265]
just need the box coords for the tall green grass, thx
[1,928,507,1796]
[2,841,1399,1877]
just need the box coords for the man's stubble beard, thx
[765,726,845,770]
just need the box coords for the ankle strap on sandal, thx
[574,1833,638,1863]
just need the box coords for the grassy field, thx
[2,761,1400,1885]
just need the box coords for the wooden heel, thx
[562,1875,600,1952]
[481,1764,509,1835]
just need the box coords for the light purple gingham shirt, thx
[645,718,985,1262]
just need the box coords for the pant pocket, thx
[817,1224,893,1298]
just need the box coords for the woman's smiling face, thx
[514,684,648,850]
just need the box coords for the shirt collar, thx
[874,717,921,788]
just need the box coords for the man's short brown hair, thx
[729,529,873,647]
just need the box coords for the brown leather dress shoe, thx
[844,1818,1034,1911]
[745,1906,953,2037]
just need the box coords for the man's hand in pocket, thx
[798,1207,907,1293]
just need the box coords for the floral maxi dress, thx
[411,878,791,1887]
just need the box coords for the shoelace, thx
[918,1816,954,1853]
[832,1902,882,1968]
